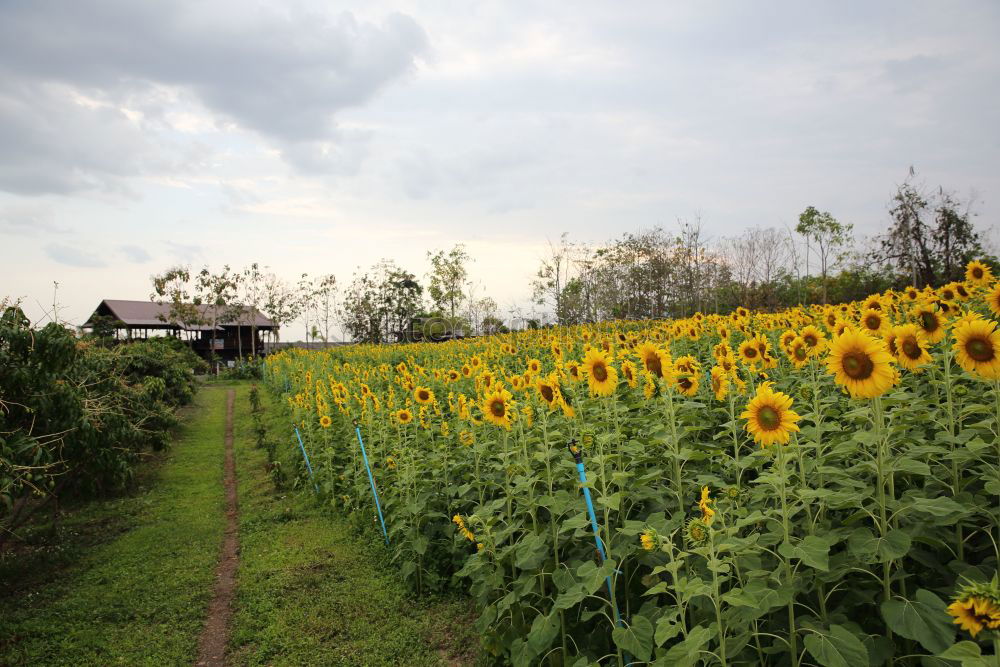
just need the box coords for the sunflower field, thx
[264,260,1000,667]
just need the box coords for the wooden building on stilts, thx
[83,299,277,361]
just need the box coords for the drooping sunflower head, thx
[966,259,994,286]
[947,596,1000,638]
[710,366,729,401]
[952,317,1000,380]
[825,329,897,398]
[739,382,800,447]
[620,359,638,388]
[582,348,618,397]
[639,527,659,551]
[698,485,715,524]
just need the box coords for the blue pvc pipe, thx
[570,446,623,629]
[354,424,389,545]
[293,426,319,492]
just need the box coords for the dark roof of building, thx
[85,299,277,330]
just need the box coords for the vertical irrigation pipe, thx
[293,425,319,492]
[353,420,389,546]
[568,442,624,629]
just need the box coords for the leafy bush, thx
[0,306,203,537]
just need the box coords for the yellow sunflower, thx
[859,308,887,336]
[413,386,435,405]
[582,348,618,396]
[738,339,761,366]
[636,342,669,379]
[786,336,809,369]
[800,325,826,354]
[698,485,715,524]
[710,366,729,401]
[825,329,897,398]
[481,385,514,429]
[965,259,994,286]
[739,382,800,447]
[395,408,414,425]
[319,415,333,428]
[947,596,1000,638]
[987,283,1000,318]
[912,304,947,343]
[535,375,560,409]
[620,359,639,388]
[952,317,1000,380]
[890,323,932,372]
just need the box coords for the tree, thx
[239,263,267,357]
[311,274,338,345]
[872,171,984,288]
[796,207,853,304]
[195,265,238,365]
[262,273,301,346]
[532,233,573,323]
[427,245,470,320]
[339,261,423,343]
[932,188,983,283]
[150,266,204,346]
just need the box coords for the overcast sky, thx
[2,1,999,338]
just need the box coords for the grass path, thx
[1,383,480,666]
[0,386,229,665]
[227,385,480,666]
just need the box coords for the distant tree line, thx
[531,170,995,325]
[145,169,996,344]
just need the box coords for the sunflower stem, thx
[776,442,799,667]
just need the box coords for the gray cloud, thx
[0,203,68,234]
[0,2,428,194]
[118,244,152,263]
[44,243,107,268]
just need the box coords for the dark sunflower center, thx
[490,399,506,417]
[712,376,722,392]
[887,338,899,356]
[794,346,807,360]
[745,348,758,358]
[804,334,817,347]
[842,351,875,380]
[540,385,554,403]
[966,337,995,362]
[920,312,939,332]
[645,355,662,377]
[865,315,881,329]
[418,390,428,400]
[757,406,780,430]
[901,338,922,360]
[592,363,608,382]
[973,267,984,279]
[678,377,692,391]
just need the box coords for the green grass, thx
[0,382,480,666]
[0,386,230,666]
[228,386,480,666]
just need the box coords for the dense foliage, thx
[266,262,1000,666]
[0,306,205,534]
